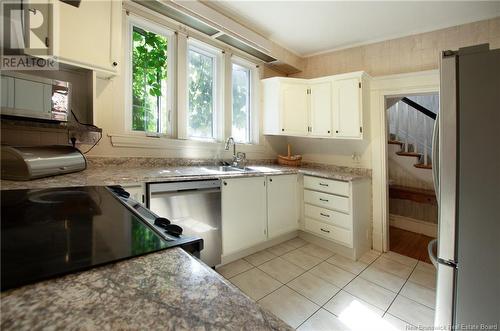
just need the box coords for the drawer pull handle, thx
[319,198,329,202]
[319,183,329,187]
[320,213,330,218]
[320,228,330,233]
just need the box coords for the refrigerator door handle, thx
[432,115,439,198]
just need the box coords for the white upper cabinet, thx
[332,76,362,139]
[262,78,308,136]
[281,82,309,135]
[309,81,332,137]
[54,0,122,75]
[262,71,369,140]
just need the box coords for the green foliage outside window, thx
[188,48,215,138]
[132,27,168,133]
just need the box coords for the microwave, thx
[1,72,71,122]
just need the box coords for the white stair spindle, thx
[424,116,428,165]
[414,110,418,154]
[405,104,409,152]
[395,102,400,141]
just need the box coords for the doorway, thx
[385,93,438,263]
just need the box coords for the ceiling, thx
[207,1,500,56]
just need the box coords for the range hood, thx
[133,0,277,63]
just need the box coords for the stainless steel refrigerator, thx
[432,44,500,329]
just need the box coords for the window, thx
[129,18,173,134]
[187,43,219,139]
[231,61,252,143]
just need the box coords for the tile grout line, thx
[223,241,304,280]
[224,241,425,330]
[255,243,334,304]
[251,242,351,328]
[381,259,420,326]
[295,251,383,329]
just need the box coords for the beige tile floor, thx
[217,237,437,330]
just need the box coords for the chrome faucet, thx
[224,137,247,168]
[224,137,236,158]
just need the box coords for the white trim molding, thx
[107,133,274,159]
[389,214,437,238]
[369,70,439,252]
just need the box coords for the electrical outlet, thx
[68,131,99,145]
[351,152,361,164]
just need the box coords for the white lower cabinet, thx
[221,177,268,256]
[267,174,299,238]
[221,174,299,257]
[303,175,371,260]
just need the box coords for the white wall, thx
[285,136,371,169]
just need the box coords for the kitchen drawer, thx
[304,204,352,229]
[304,176,350,196]
[304,189,350,214]
[305,218,353,247]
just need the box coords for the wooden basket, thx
[277,144,302,167]
[277,155,302,167]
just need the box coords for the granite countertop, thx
[1,248,292,331]
[0,159,370,190]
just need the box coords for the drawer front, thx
[304,189,350,214]
[304,204,352,229]
[304,176,350,196]
[305,218,353,247]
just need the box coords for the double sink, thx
[216,166,257,173]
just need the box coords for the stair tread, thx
[414,163,432,169]
[388,140,404,146]
[396,151,422,157]
[389,184,437,205]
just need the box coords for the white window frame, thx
[125,14,175,137]
[231,56,259,144]
[183,38,224,142]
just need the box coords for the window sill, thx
[108,133,269,155]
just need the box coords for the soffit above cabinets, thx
[133,0,278,63]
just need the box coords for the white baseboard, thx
[390,214,437,238]
[220,231,298,266]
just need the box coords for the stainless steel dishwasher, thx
[147,180,221,267]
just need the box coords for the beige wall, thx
[285,17,500,169]
[292,17,500,79]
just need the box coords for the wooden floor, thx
[389,226,434,264]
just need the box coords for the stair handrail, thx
[401,97,437,120]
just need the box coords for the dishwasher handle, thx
[149,180,221,194]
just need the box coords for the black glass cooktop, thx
[1,186,173,291]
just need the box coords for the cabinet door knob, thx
[281,128,284,132]
[112,62,118,67]
[223,181,227,186]
[336,130,339,133]
[328,130,331,133]
[269,178,273,182]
